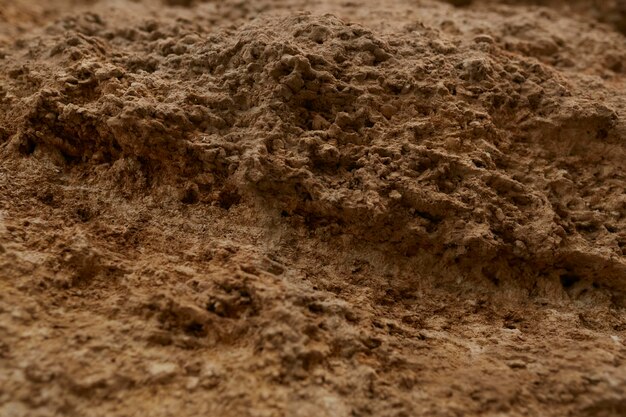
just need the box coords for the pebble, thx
[389,190,402,200]
[473,34,495,44]
[147,362,178,383]
[506,359,527,369]
[185,376,200,391]
[380,104,398,119]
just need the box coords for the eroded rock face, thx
[0,1,625,417]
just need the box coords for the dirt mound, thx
[0,1,625,417]
[3,9,624,295]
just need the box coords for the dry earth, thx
[0,1,625,416]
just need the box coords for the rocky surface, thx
[0,1,625,416]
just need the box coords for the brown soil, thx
[1,1,625,416]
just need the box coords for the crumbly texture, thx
[462,0,626,35]
[0,1,625,416]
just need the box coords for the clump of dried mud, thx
[1,1,625,416]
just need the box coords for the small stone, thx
[389,190,402,200]
[473,34,494,44]
[327,123,342,138]
[275,84,292,100]
[283,73,304,92]
[199,364,221,389]
[362,337,382,349]
[146,330,173,346]
[461,57,493,82]
[512,73,526,83]
[147,362,178,384]
[380,104,397,119]
[312,114,330,130]
[185,376,200,391]
[318,144,340,163]
[506,360,527,369]
[334,112,352,128]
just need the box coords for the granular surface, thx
[0,1,625,416]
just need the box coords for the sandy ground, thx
[0,1,625,416]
